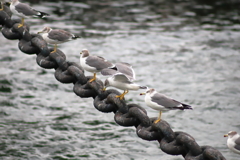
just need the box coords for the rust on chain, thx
[0,6,226,160]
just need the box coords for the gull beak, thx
[37,31,42,34]
[80,52,82,55]
[140,92,146,95]
[102,87,106,91]
[224,134,228,137]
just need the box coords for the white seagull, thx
[140,88,192,123]
[10,0,49,28]
[80,49,114,82]
[38,27,81,53]
[102,62,146,100]
[224,131,240,154]
[104,74,147,100]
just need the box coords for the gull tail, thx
[36,11,49,18]
[72,35,81,39]
[175,103,192,110]
[182,103,192,110]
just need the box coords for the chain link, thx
[0,6,226,160]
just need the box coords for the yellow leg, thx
[0,3,4,11]
[115,90,129,100]
[154,111,162,123]
[18,18,24,28]
[102,87,106,91]
[89,73,97,82]
[50,44,57,53]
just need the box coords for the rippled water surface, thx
[1,0,240,160]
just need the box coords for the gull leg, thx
[50,44,57,53]
[18,18,24,28]
[0,3,4,11]
[154,111,162,123]
[116,90,129,100]
[102,87,106,91]
[89,73,97,82]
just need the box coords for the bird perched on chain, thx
[38,27,81,53]
[224,131,240,154]
[80,49,114,83]
[10,0,49,28]
[140,88,192,123]
[101,62,147,100]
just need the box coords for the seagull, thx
[80,49,114,82]
[224,131,240,154]
[104,73,147,100]
[102,62,147,100]
[10,0,49,28]
[38,27,81,53]
[140,88,192,123]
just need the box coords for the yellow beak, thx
[140,92,146,95]
[224,134,228,137]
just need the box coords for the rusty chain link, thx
[0,5,226,160]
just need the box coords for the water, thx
[1,0,240,159]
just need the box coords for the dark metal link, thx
[94,89,121,113]
[0,8,13,28]
[1,25,21,40]
[0,7,226,160]
[31,35,50,57]
[73,81,97,98]
[19,39,38,54]
[202,146,226,160]
[114,103,150,127]
[137,123,162,141]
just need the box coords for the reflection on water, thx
[1,0,240,160]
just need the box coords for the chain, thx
[0,6,226,160]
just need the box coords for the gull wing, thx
[234,137,240,151]
[101,68,118,76]
[48,29,73,42]
[151,93,183,109]
[115,62,135,81]
[86,56,113,71]
[113,73,131,83]
[15,3,38,16]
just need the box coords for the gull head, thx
[38,27,52,34]
[80,49,89,58]
[11,0,18,4]
[224,131,238,138]
[140,88,154,96]
[102,79,110,92]
[104,79,110,88]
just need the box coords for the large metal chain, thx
[0,6,226,160]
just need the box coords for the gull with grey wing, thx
[224,131,240,154]
[102,62,146,100]
[38,27,80,53]
[80,49,114,82]
[140,88,192,123]
[10,0,49,28]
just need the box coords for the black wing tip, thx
[182,104,193,110]
[73,35,81,39]
[38,11,50,18]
